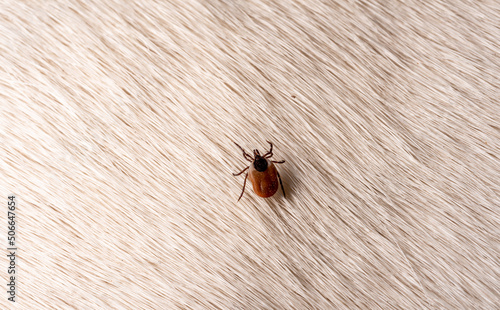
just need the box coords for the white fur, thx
[1,0,499,309]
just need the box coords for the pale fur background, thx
[1,0,499,309]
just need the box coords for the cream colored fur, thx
[1,0,499,309]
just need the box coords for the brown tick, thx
[233,141,286,201]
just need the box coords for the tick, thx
[233,141,286,201]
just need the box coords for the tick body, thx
[233,141,286,201]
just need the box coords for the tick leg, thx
[263,140,273,158]
[272,160,285,164]
[234,142,253,162]
[277,171,285,198]
[237,173,248,202]
[233,166,249,176]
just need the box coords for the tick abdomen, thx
[249,160,279,198]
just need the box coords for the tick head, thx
[253,150,268,172]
